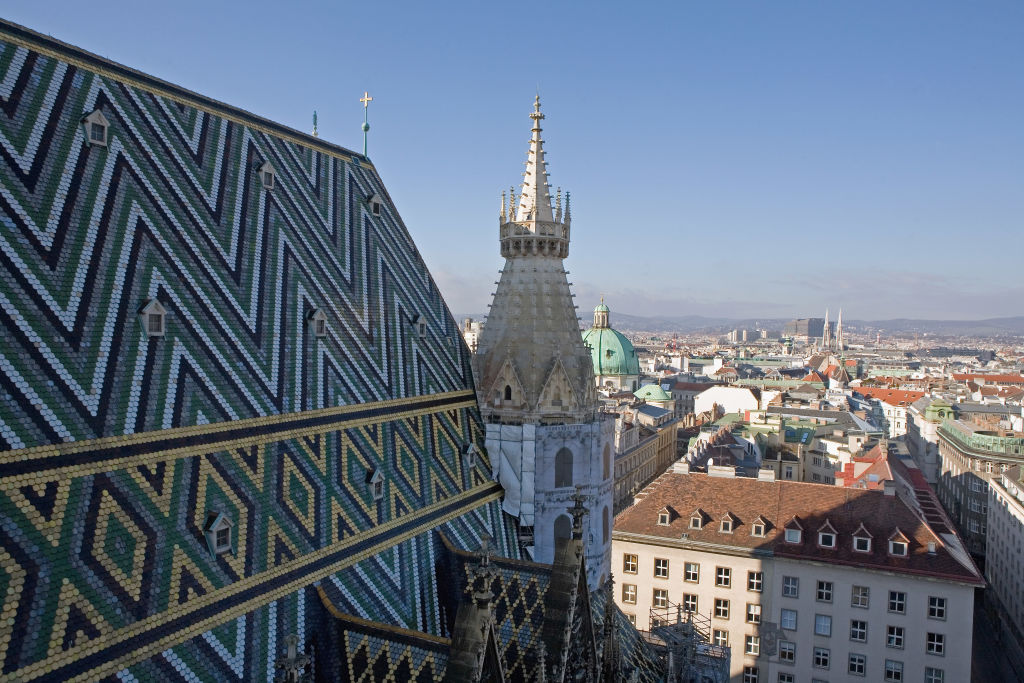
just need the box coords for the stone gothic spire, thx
[516,96,555,223]
[822,308,831,350]
[474,96,595,420]
[836,308,844,352]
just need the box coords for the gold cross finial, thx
[360,91,373,108]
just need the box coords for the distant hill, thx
[454,313,1024,337]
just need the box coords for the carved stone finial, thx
[274,634,310,683]
[568,487,589,538]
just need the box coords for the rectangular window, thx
[90,122,106,142]
[848,652,866,676]
[884,659,903,682]
[814,614,832,637]
[928,596,947,620]
[622,584,636,604]
[850,619,867,642]
[745,635,760,656]
[886,625,905,649]
[746,603,762,624]
[816,580,833,603]
[626,613,635,625]
[780,608,797,630]
[852,585,870,608]
[778,674,794,683]
[743,666,759,683]
[654,558,669,578]
[925,667,944,683]
[747,571,763,592]
[623,554,637,574]
[713,628,728,647]
[684,562,700,583]
[926,632,945,656]
[888,591,906,614]
[716,566,732,588]
[779,641,795,663]
[653,588,668,608]
[813,647,830,669]
[683,593,698,613]
[782,576,799,598]
[714,598,730,619]
[854,536,871,552]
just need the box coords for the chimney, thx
[672,461,691,474]
[883,480,896,496]
[758,469,776,482]
[927,541,937,554]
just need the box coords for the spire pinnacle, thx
[359,91,373,156]
[516,96,554,222]
[312,110,318,138]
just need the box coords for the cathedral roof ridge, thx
[0,17,370,167]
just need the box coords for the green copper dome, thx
[634,384,671,401]
[582,326,640,377]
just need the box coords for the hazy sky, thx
[7,1,1023,320]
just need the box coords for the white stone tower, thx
[822,308,832,351]
[474,97,613,587]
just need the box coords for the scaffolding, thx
[642,599,730,683]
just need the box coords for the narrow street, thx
[974,595,1022,682]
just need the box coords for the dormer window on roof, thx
[462,443,478,470]
[888,529,909,556]
[720,513,736,534]
[657,506,676,526]
[82,109,109,147]
[259,161,275,190]
[140,299,166,337]
[310,309,328,338]
[852,523,873,553]
[411,314,426,339]
[688,508,705,530]
[751,516,768,538]
[818,519,837,548]
[203,512,234,556]
[367,469,384,502]
[784,516,803,544]
[367,193,383,216]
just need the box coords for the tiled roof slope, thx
[0,16,523,683]
[617,472,982,585]
[853,387,926,405]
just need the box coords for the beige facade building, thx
[613,472,981,683]
[987,465,1024,674]
[937,417,1024,557]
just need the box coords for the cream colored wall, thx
[612,535,975,683]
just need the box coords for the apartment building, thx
[613,472,981,683]
[937,418,1024,557]
[986,465,1024,673]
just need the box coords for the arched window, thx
[603,506,610,545]
[503,385,512,401]
[555,447,573,488]
[554,515,572,547]
[603,444,611,480]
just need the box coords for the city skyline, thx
[7,0,1022,320]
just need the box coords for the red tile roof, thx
[953,373,1024,385]
[853,387,925,406]
[615,472,981,584]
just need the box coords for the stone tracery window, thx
[555,447,573,488]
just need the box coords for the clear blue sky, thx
[7,1,1023,321]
